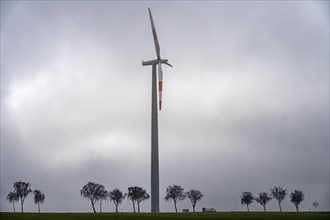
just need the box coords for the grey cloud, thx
[1,0,329,213]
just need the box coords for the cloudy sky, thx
[1,0,329,213]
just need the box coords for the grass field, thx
[0,212,329,220]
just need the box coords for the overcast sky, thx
[1,0,329,213]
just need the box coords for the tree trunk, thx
[13,202,15,213]
[278,201,282,212]
[21,198,24,213]
[115,203,118,213]
[133,202,136,213]
[100,201,102,213]
[193,204,195,213]
[137,202,140,213]
[296,205,299,212]
[91,201,96,213]
[174,201,177,213]
[263,205,266,212]
[247,204,249,212]
[38,202,40,213]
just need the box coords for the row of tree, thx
[8,182,320,213]
[241,186,307,212]
[165,185,203,213]
[80,183,203,213]
[80,182,149,213]
[6,181,45,213]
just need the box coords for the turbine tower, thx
[142,8,172,213]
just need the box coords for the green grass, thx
[0,212,329,220]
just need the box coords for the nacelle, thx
[142,59,169,66]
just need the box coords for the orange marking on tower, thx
[158,81,163,91]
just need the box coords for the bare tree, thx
[13,181,32,213]
[136,189,150,213]
[290,190,304,212]
[255,192,272,212]
[33,190,45,213]
[271,186,287,212]
[127,186,149,213]
[241,192,254,212]
[127,187,137,213]
[6,191,19,213]
[312,202,319,211]
[186,189,204,212]
[109,188,126,213]
[164,185,186,213]
[97,187,108,213]
[80,182,105,213]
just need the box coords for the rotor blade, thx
[148,8,161,60]
[158,63,163,110]
[164,62,173,67]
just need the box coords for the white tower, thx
[142,8,172,213]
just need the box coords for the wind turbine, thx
[142,8,172,213]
